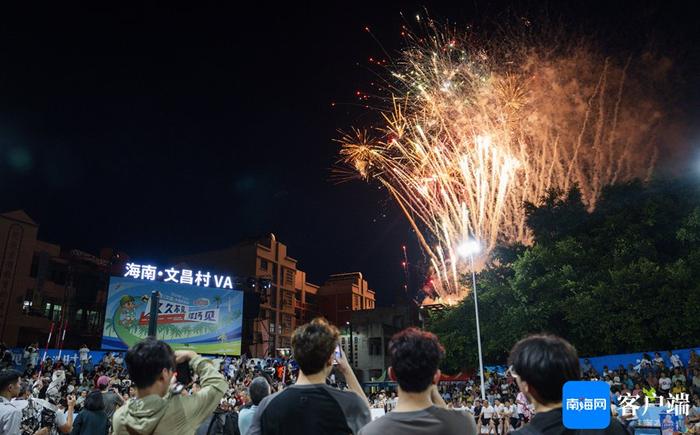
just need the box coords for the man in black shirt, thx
[508,334,628,435]
[248,318,370,435]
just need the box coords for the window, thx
[269,320,276,334]
[272,263,278,284]
[281,314,293,334]
[284,268,295,286]
[22,289,33,314]
[51,304,62,322]
[50,262,67,285]
[353,337,359,361]
[295,290,302,301]
[87,310,100,330]
[281,290,293,310]
[369,337,382,355]
[352,294,361,309]
[270,286,277,308]
[305,293,317,305]
[260,259,269,271]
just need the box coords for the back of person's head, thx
[85,390,105,411]
[388,327,445,393]
[0,369,21,393]
[508,334,579,405]
[18,380,30,397]
[291,318,339,376]
[125,337,175,389]
[249,377,271,406]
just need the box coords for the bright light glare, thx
[457,240,481,257]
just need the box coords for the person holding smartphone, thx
[112,337,228,435]
[248,318,370,435]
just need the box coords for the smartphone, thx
[176,361,192,385]
[333,345,341,365]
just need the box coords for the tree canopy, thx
[427,179,700,373]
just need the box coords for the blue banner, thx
[580,346,699,374]
[8,348,110,372]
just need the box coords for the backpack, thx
[20,398,60,435]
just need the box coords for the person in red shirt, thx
[276,365,284,381]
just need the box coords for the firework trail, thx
[337,19,666,302]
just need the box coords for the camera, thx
[40,407,56,428]
[176,361,192,386]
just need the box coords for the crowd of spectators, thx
[0,334,698,435]
[579,350,700,401]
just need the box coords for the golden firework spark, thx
[339,22,663,301]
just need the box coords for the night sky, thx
[0,2,697,306]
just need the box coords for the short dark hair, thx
[249,376,271,406]
[125,337,175,389]
[388,328,444,393]
[18,381,29,397]
[84,390,105,411]
[0,369,21,392]
[291,318,339,376]
[508,334,580,405]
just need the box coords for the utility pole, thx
[148,291,160,338]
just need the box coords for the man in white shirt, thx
[387,392,398,411]
[500,399,513,433]
[668,351,683,369]
[494,399,505,434]
[506,399,519,431]
[78,345,89,366]
[659,372,672,395]
[239,377,271,435]
[1,370,49,435]
[653,352,665,370]
[482,401,496,434]
[672,368,686,385]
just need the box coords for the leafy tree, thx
[427,179,700,372]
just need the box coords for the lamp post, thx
[457,239,486,401]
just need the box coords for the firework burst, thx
[338,19,666,301]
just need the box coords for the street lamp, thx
[457,239,486,401]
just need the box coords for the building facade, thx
[0,210,110,349]
[176,234,307,357]
[0,214,381,356]
[177,235,379,357]
[294,270,320,325]
[339,305,419,383]
[317,272,376,326]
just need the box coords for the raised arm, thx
[176,351,228,425]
